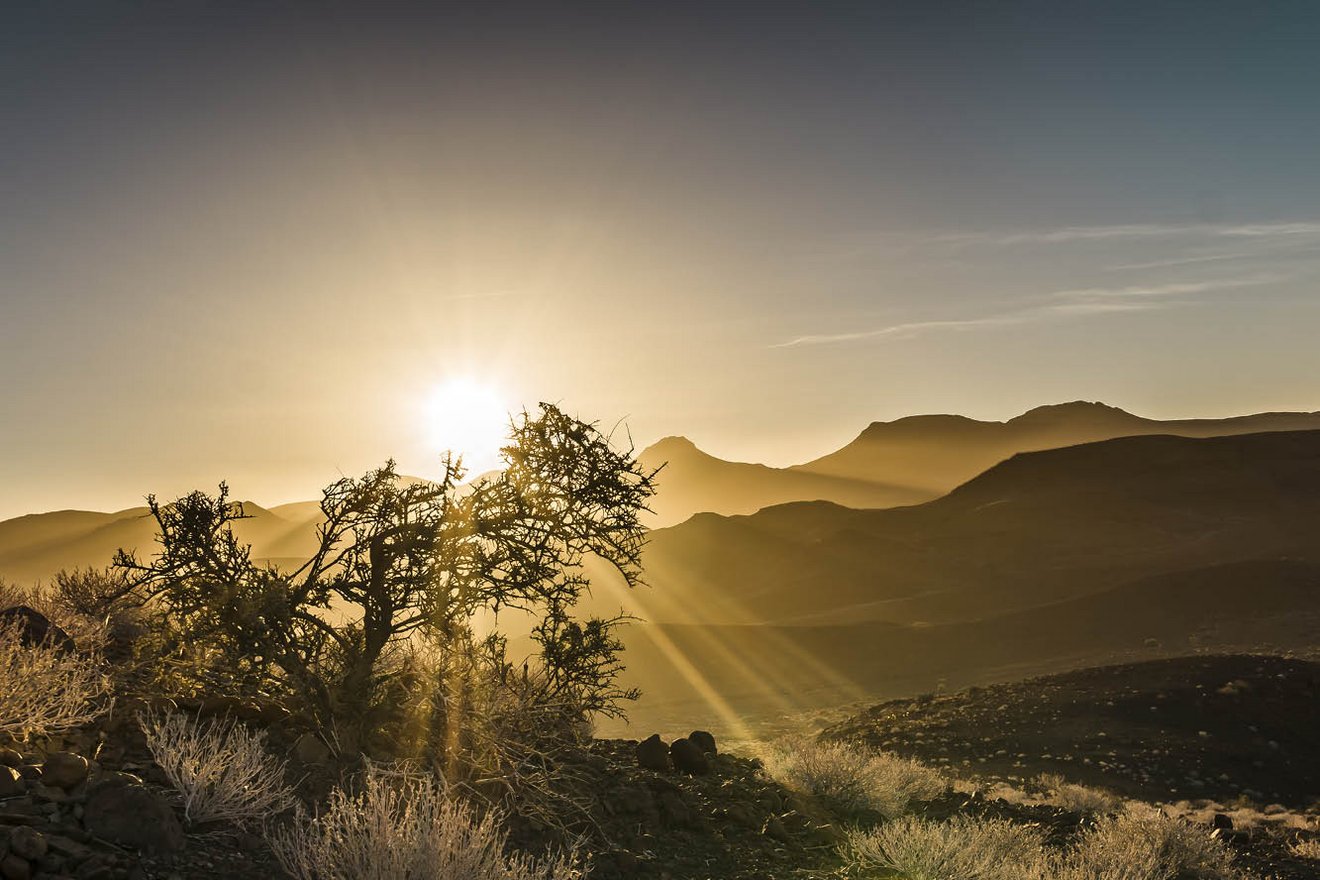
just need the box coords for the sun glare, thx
[422,378,511,474]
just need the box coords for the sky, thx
[4,1,1320,518]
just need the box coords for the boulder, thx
[669,737,711,775]
[688,730,717,755]
[635,735,670,772]
[40,752,88,791]
[293,732,331,765]
[83,781,184,853]
[8,826,47,862]
[0,853,31,880]
[0,607,75,653]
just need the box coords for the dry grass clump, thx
[1289,837,1320,859]
[761,737,947,818]
[1031,773,1123,815]
[139,709,295,826]
[845,815,1048,880]
[841,804,1243,880]
[267,765,583,880]
[1064,805,1239,880]
[0,617,108,742]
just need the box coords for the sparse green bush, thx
[0,617,108,742]
[266,765,583,880]
[761,737,947,818]
[139,708,296,826]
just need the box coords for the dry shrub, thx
[266,765,583,880]
[1,574,113,655]
[1289,837,1320,860]
[1064,805,1239,880]
[139,709,295,826]
[841,805,1244,880]
[844,816,1048,880]
[1028,774,1124,815]
[0,618,108,742]
[407,634,604,839]
[761,737,947,818]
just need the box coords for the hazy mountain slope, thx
[610,558,1320,733]
[640,429,1320,626]
[795,401,1320,494]
[636,436,926,526]
[0,501,323,585]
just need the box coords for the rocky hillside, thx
[639,429,1320,626]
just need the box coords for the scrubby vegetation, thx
[844,816,1047,880]
[139,708,296,826]
[0,409,1313,879]
[840,803,1244,880]
[0,405,674,878]
[266,766,583,880]
[0,615,107,741]
[760,736,948,819]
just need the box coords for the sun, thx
[421,378,511,473]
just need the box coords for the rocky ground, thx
[0,716,840,880]
[824,653,1320,879]
[547,737,843,880]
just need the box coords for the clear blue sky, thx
[3,2,1320,517]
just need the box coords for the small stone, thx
[292,733,331,766]
[635,735,670,772]
[0,766,24,798]
[688,730,717,755]
[762,814,790,842]
[41,753,88,791]
[669,738,711,776]
[9,826,48,861]
[0,853,31,880]
[83,782,184,854]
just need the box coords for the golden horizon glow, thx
[420,377,511,475]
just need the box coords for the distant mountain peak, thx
[1009,401,1137,423]
[642,436,703,459]
[860,412,982,432]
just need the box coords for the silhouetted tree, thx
[116,404,657,753]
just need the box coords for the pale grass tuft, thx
[0,618,108,742]
[1034,775,1123,815]
[1066,804,1240,880]
[1289,837,1320,860]
[266,765,583,880]
[840,805,1245,880]
[761,737,947,818]
[845,816,1048,880]
[139,709,295,826]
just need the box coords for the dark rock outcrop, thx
[83,780,185,854]
[670,737,711,776]
[689,730,717,755]
[0,606,75,653]
[635,734,671,772]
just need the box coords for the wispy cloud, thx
[774,275,1282,348]
[773,316,1023,347]
[1107,251,1258,271]
[935,221,1320,248]
[1051,276,1280,301]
